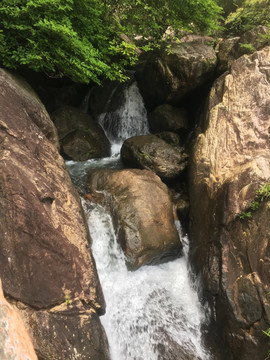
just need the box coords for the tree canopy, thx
[224,0,270,35]
[0,0,223,84]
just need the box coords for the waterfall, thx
[66,80,211,359]
[98,81,149,155]
[83,201,210,360]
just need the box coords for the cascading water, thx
[66,81,211,359]
[83,202,210,360]
[98,81,149,155]
[66,81,149,184]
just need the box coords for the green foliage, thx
[263,327,270,359]
[237,182,270,220]
[0,0,223,83]
[217,0,243,16]
[250,200,259,211]
[110,0,223,38]
[0,0,116,83]
[257,182,270,201]
[225,0,270,35]
[65,294,71,306]
[239,42,256,53]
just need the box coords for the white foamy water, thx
[98,81,149,152]
[83,202,210,360]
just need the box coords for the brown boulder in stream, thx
[51,106,111,161]
[0,69,109,359]
[189,47,270,359]
[88,169,182,270]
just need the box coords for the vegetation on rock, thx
[238,182,270,219]
[225,0,270,35]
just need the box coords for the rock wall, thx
[189,47,270,359]
[0,279,38,360]
[135,41,217,108]
[0,69,110,359]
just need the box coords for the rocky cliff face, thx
[0,69,109,359]
[189,47,270,359]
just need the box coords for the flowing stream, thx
[67,81,210,360]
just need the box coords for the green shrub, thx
[238,182,270,220]
[225,0,270,35]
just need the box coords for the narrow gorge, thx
[0,25,270,360]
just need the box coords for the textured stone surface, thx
[0,68,109,359]
[17,299,110,360]
[88,169,182,270]
[149,104,188,133]
[189,47,270,359]
[135,42,217,107]
[51,106,110,161]
[0,280,37,360]
[121,135,187,180]
[216,25,270,74]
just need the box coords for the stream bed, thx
[66,81,211,359]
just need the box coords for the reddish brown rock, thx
[0,68,109,359]
[88,169,182,270]
[189,47,270,359]
[0,280,37,360]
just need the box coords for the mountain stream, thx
[66,81,211,360]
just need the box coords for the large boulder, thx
[121,135,187,181]
[135,41,217,108]
[51,106,111,161]
[189,47,270,359]
[0,280,37,360]
[87,169,182,270]
[0,69,110,359]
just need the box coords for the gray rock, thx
[121,134,187,180]
[135,42,217,107]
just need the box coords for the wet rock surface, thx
[0,68,110,359]
[51,106,111,161]
[121,134,187,181]
[87,168,182,270]
[189,47,270,359]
